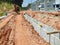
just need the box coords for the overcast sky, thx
[22,0,36,7]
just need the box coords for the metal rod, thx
[49,34,51,45]
[59,33,60,39]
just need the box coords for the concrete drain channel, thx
[24,14,60,45]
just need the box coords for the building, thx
[53,0,60,10]
[31,0,60,11]
[31,0,40,11]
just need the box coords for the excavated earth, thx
[14,14,49,45]
[0,13,50,45]
[26,10,60,30]
[0,10,60,45]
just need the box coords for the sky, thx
[22,0,36,7]
[56,0,60,4]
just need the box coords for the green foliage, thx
[0,0,23,16]
[0,0,23,6]
[27,3,31,9]
[0,3,13,16]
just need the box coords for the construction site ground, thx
[14,14,49,45]
[26,10,60,30]
[0,12,50,45]
[0,10,60,45]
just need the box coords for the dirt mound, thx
[26,11,60,30]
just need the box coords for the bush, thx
[0,3,13,16]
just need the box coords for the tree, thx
[0,0,23,7]
[27,3,31,9]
